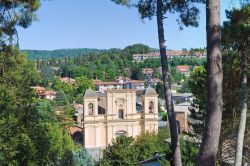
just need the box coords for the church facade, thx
[82,88,159,148]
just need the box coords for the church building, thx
[81,88,159,149]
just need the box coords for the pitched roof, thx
[176,65,190,70]
[174,102,191,113]
[84,89,97,98]
[31,86,46,91]
[59,77,76,83]
[68,126,83,135]
[44,90,56,95]
[129,80,144,84]
[143,87,157,96]
[93,80,120,85]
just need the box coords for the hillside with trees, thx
[23,48,104,60]
[0,0,249,165]
[34,44,206,83]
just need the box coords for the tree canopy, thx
[0,0,40,46]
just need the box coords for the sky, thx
[17,0,240,50]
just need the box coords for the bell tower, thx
[83,89,98,121]
[83,89,107,148]
[141,87,158,132]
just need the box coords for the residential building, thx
[127,80,145,89]
[31,86,56,100]
[115,76,131,84]
[133,52,160,61]
[142,68,154,75]
[176,65,190,77]
[174,102,191,132]
[73,103,83,124]
[68,126,83,144]
[172,92,194,104]
[44,90,57,100]
[93,80,123,91]
[151,78,162,86]
[158,98,195,133]
[31,86,46,95]
[132,50,189,62]
[93,77,145,92]
[59,77,76,84]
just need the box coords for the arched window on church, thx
[115,130,127,137]
[149,101,154,113]
[88,103,94,115]
[118,109,124,119]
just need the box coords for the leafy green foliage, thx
[222,5,250,51]
[40,65,56,86]
[32,43,206,93]
[51,75,93,105]
[0,0,40,45]
[123,43,151,55]
[170,66,185,83]
[219,5,250,163]
[155,82,164,98]
[102,128,200,165]
[102,128,170,165]
[75,76,94,94]
[187,66,206,135]
[188,66,206,110]
[159,111,167,121]
[62,148,96,166]
[55,90,70,106]
[35,99,56,122]
[53,78,74,95]
[125,0,205,29]
[0,46,77,165]
[186,5,250,163]
[169,57,206,67]
[24,48,104,60]
[180,138,199,166]
[102,136,138,165]
[134,132,170,161]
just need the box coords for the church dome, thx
[143,87,157,96]
[84,89,97,98]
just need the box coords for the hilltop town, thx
[0,1,249,166]
[29,44,205,160]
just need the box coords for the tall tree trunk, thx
[156,0,182,165]
[197,0,223,165]
[235,51,248,166]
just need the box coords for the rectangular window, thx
[118,109,124,119]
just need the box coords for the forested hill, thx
[23,44,159,60]
[23,48,106,60]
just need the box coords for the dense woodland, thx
[31,44,206,104]
[0,0,249,166]
[34,44,206,83]
[24,48,104,60]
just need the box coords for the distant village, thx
[31,50,203,159]
[2,1,248,165]
[132,50,206,62]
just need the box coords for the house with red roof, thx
[176,65,190,77]
[93,77,145,92]
[31,86,57,100]
[59,77,76,84]
[142,68,154,75]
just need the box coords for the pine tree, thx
[197,0,223,165]
[111,0,205,165]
